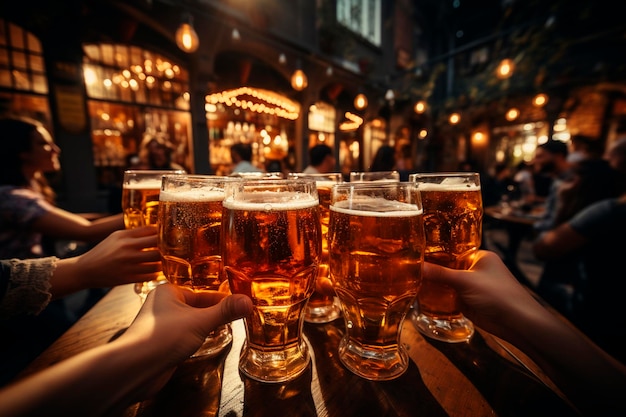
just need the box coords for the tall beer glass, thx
[222,179,321,383]
[158,175,241,357]
[350,171,400,182]
[409,172,483,343]
[328,182,424,381]
[122,169,185,300]
[289,172,343,323]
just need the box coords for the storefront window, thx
[206,87,299,175]
[82,43,194,188]
[308,101,335,149]
[362,118,386,168]
[336,0,381,46]
[0,19,48,95]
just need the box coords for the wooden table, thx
[22,284,579,417]
[484,205,545,227]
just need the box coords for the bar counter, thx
[22,284,580,417]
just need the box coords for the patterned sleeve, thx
[0,257,57,319]
[0,187,51,227]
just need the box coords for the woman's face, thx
[22,126,61,173]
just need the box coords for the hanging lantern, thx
[354,93,368,110]
[290,68,308,91]
[175,14,199,53]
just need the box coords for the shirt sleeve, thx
[568,198,619,239]
[0,257,57,319]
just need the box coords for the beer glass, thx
[222,179,321,383]
[350,171,400,182]
[289,172,343,323]
[122,169,185,301]
[158,175,241,357]
[328,182,424,381]
[409,172,483,343]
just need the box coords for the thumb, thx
[422,261,465,289]
[217,294,253,324]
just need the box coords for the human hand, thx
[75,226,162,288]
[422,250,545,342]
[116,284,253,401]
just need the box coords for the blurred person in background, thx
[604,135,626,185]
[136,134,186,171]
[566,134,604,164]
[481,161,516,208]
[303,143,335,174]
[512,161,540,206]
[532,157,623,317]
[368,144,396,172]
[0,115,124,260]
[394,142,414,181]
[532,140,572,233]
[533,191,626,364]
[230,142,263,174]
[0,115,139,385]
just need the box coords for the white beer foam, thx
[416,180,480,192]
[223,191,319,211]
[160,188,224,202]
[124,179,162,190]
[331,198,422,217]
[315,180,339,188]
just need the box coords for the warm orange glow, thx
[472,131,485,143]
[414,100,426,114]
[533,93,548,107]
[175,23,199,53]
[449,113,460,125]
[290,69,308,91]
[505,107,520,121]
[354,93,368,110]
[496,59,514,79]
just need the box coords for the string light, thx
[205,87,300,120]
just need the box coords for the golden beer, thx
[410,172,482,343]
[122,181,161,228]
[289,173,343,323]
[158,175,237,357]
[222,180,320,383]
[329,183,424,381]
[122,169,184,299]
[158,187,225,291]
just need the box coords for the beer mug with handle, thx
[328,181,424,381]
[222,179,321,382]
[122,169,185,301]
[158,174,241,358]
[409,172,483,343]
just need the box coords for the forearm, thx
[48,257,85,299]
[504,305,626,415]
[0,337,167,417]
[90,213,125,238]
[36,212,124,242]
